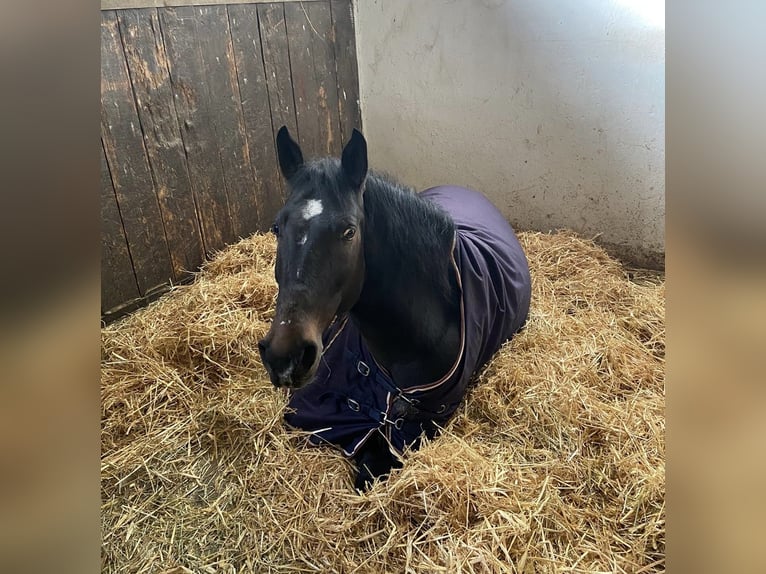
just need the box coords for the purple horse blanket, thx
[285,186,532,456]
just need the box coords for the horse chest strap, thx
[357,361,370,377]
[346,396,385,422]
[347,398,361,412]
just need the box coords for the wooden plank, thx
[330,0,362,143]
[101,141,140,313]
[118,8,205,276]
[228,3,286,227]
[101,10,174,296]
[194,4,260,239]
[159,5,235,251]
[285,1,343,157]
[103,1,323,11]
[258,3,299,138]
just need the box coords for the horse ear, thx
[341,129,368,191]
[276,126,304,180]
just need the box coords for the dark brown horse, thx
[259,127,531,489]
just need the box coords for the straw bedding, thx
[101,230,665,573]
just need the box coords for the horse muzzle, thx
[258,324,322,389]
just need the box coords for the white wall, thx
[354,0,665,267]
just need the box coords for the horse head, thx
[258,126,368,388]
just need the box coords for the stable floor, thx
[101,231,664,573]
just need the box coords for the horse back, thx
[420,185,532,369]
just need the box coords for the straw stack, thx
[102,230,664,573]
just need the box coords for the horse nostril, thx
[298,341,318,374]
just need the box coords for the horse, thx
[258,126,532,490]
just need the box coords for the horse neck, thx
[350,174,460,379]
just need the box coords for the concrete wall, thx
[354,0,665,267]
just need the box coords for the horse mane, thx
[361,169,457,303]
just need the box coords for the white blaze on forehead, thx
[298,234,307,245]
[301,199,323,220]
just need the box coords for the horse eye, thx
[270,223,280,237]
[342,227,356,240]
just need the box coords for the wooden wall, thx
[101,0,361,317]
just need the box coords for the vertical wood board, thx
[101,10,174,295]
[159,5,235,251]
[285,1,342,157]
[118,8,205,276]
[330,0,362,143]
[229,3,285,225]
[101,142,140,312]
[194,4,260,239]
[258,4,299,137]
